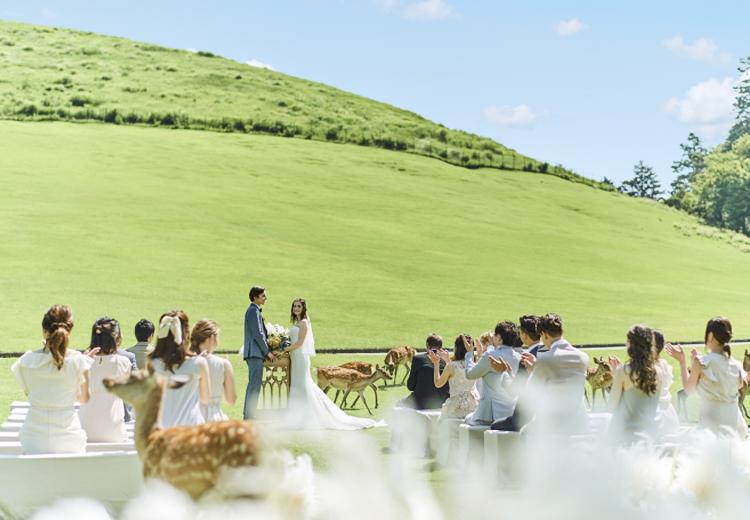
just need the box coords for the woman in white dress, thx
[11,305,96,454]
[149,310,210,428]
[428,334,479,419]
[285,298,382,430]
[78,316,132,442]
[608,325,661,443]
[652,330,679,434]
[190,319,236,422]
[666,317,747,439]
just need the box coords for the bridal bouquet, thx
[266,323,292,351]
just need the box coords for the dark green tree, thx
[619,161,662,199]
[668,133,707,208]
[728,56,750,143]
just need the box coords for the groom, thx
[243,285,276,420]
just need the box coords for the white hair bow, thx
[157,315,183,344]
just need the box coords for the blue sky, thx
[1,0,747,186]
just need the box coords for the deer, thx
[317,365,391,415]
[339,361,374,375]
[383,345,416,386]
[103,365,263,499]
[585,357,613,409]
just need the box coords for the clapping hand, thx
[427,350,440,364]
[665,343,685,364]
[489,356,511,373]
[463,336,474,352]
[85,347,101,358]
[438,349,451,363]
[607,355,621,370]
[520,351,536,369]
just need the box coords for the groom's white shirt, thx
[464,345,521,424]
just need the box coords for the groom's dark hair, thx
[494,321,519,346]
[539,313,564,336]
[425,334,443,350]
[249,286,266,301]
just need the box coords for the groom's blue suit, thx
[243,302,269,419]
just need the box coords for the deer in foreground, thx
[317,365,391,415]
[103,365,263,499]
[384,346,416,386]
[585,357,613,409]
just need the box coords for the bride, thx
[284,298,382,430]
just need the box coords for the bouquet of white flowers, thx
[266,323,292,351]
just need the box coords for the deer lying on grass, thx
[316,365,391,415]
[384,346,416,386]
[103,365,263,499]
[585,357,613,409]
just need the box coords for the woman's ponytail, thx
[42,305,74,371]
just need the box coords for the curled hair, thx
[90,316,121,355]
[519,315,541,342]
[42,304,74,370]
[539,313,564,337]
[190,319,219,354]
[453,335,469,362]
[705,316,732,357]
[149,310,190,373]
[494,321,519,347]
[290,298,308,323]
[653,330,665,355]
[626,324,658,395]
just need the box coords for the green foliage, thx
[619,161,662,199]
[4,122,750,351]
[668,133,707,209]
[0,19,607,189]
[728,56,750,143]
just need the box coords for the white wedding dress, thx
[286,319,383,430]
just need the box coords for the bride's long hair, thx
[290,298,308,323]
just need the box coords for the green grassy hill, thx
[3,120,750,351]
[0,19,599,187]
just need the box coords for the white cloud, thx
[40,7,55,19]
[662,36,733,64]
[376,0,453,21]
[245,59,275,71]
[556,18,587,37]
[401,0,452,20]
[663,77,736,139]
[483,104,540,127]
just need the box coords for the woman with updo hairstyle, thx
[666,317,747,438]
[608,325,661,443]
[11,305,97,454]
[78,317,132,442]
[148,310,210,427]
[191,319,236,422]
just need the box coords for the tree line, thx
[615,56,750,236]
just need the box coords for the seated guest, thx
[398,334,450,410]
[78,317,132,442]
[652,330,679,434]
[519,315,544,357]
[607,325,661,443]
[493,313,588,433]
[464,321,522,425]
[11,305,95,454]
[127,318,155,370]
[666,317,747,439]
[149,310,210,427]
[191,319,236,421]
[428,334,479,419]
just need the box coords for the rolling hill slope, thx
[0,19,600,187]
[3,120,750,351]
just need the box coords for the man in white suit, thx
[464,321,522,425]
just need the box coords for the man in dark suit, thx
[402,334,450,410]
[242,285,276,419]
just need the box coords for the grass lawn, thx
[3,121,750,352]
